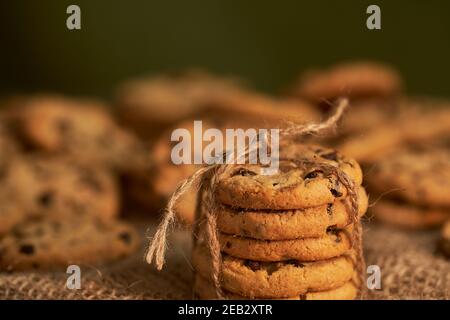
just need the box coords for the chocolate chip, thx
[244,260,261,271]
[330,188,343,197]
[118,232,132,245]
[321,151,338,161]
[286,260,304,268]
[327,225,338,233]
[327,204,333,216]
[334,234,342,243]
[272,183,279,187]
[19,244,35,255]
[56,118,70,134]
[37,191,54,207]
[304,170,323,180]
[233,168,257,177]
[226,242,232,249]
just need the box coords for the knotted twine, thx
[146,98,366,299]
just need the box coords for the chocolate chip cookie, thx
[368,147,450,208]
[215,186,367,240]
[192,245,355,298]
[194,275,358,300]
[5,155,119,221]
[116,70,243,137]
[0,216,139,271]
[217,144,362,210]
[288,61,403,103]
[370,200,450,230]
[339,106,450,163]
[216,226,354,262]
[18,95,148,172]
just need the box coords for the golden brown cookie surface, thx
[215,186,367,240]
[192,245,355,298]
[217,144,362,210]
[217,226,354,262]
[194,275,358,300]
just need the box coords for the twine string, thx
[146,98,364,299]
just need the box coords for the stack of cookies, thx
[368,146,450,230]
[192,144,368,300]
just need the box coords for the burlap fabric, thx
[1,216,449,300]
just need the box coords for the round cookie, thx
[115,70,242,137]
[215,186,367,240]
[192,245,355,298]
[438,220,450,257]
[368,147,450,208]
[217,226,354,262]
[18,95,148,172]
[370,200,450,230]
[194,275,358,300]
[0,216,140,271]
[217,144,363,210]
[339,107,450,163]
[288,61,402,102]
[5,156,119,221]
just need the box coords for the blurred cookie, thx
[192,245,355,299]
[369,200,450,230]
[288,61,403,103]
[194,275,358,300]
[4,155,119,221]
[339,106,450,163]
[0,216,139,271]
[18,95,148,172]
[116,70,242,138]
[368,147,450,208]
[439,220,450,257]
[217,145,362,210]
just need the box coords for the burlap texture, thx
[1,218,449,300]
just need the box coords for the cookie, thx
[18,95,148,172]
[438,220,450,257]
[4,155,119,221]
[215,186,367,240]
[194,275,358,300]
[192,245,355,298]
[0,190,26,236]
[288,61,402,102]
[0,216,139,271]
[217,144,362,210]
[371,200,450,230]
[339,107,450,163]
[336,99,398,138]
[368,147,450,208]
[116,70,242,137]
[216,226,354,262]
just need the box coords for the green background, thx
[1,0,449,98]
